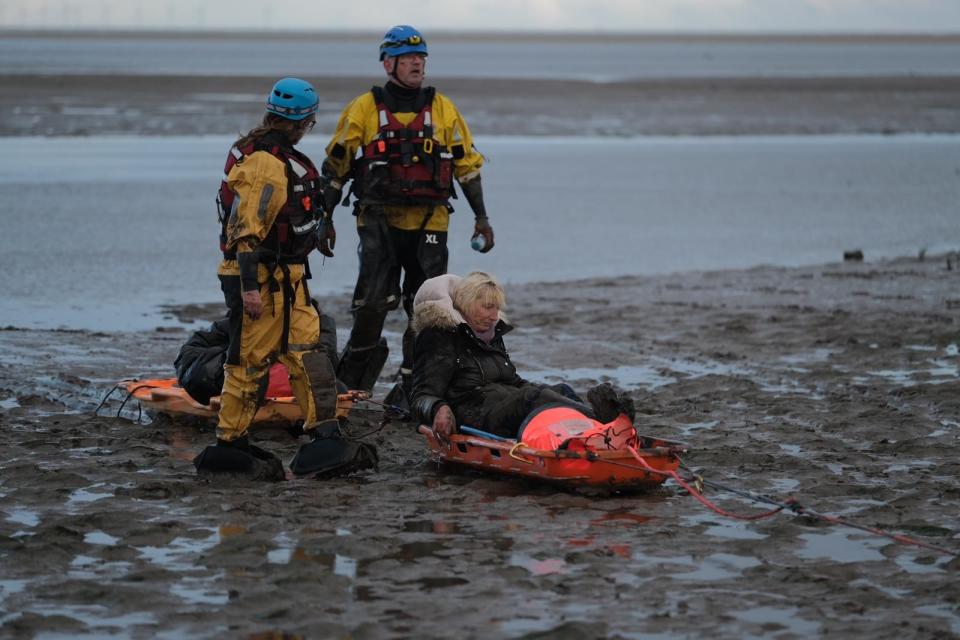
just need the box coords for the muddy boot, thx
[336,338,389,392]
[290,419,379,479]
[587,383,636,424]
[383,371,414,419]
[193,436,286,481]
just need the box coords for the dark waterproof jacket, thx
[410,274,592,437]
[411,319,526,428]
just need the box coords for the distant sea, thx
[1,32,958,330]
[2,31,960,80]
[2,134,958,331]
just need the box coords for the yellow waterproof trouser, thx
[217,266,320,441]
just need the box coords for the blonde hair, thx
[452,271,506,315]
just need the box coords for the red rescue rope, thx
[626,446,791,521]
[625,446,958,556]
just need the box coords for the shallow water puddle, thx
[683,512,767,541]
[731,605,821,636]
[525,364,671,389]
[677,419,719,437]
[69,554,132,580]
[66,483,115,507]
[136,527,219,572]
[84,530,120,545]
[5,604,156,631]
[855,357,959,386]
[894,552,952,575]
[509,552,566,575]
[848,577,911,599]
[0,396,19,409]
[797,529,886,562]
[170,574,230,605]
[884,459,936,474]
[334,554,358,579]
[526,355,754,390]
[767,477,800,494]
[653,553,761,581]
[915,604,960,633]
[0,579,27,612]
[833,498,887,517]
[5,507,40,527]
[929,419,960,438]
[779,348,836,364]
[273,542,361,582]
[758,379,822,398]
[266,531,295,564]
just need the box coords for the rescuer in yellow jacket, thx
[319,25,496,405]
[193,78,370,481]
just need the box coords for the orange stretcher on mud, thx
[117,377,364,424]
[418,421,687,491]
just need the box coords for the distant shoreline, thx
[3,72,957,137]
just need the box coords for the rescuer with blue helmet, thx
[319,25,496,406]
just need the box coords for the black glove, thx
[473,216,494,253]
[316,217,336,258]
[321,184,342,217]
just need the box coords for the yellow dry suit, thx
[322,85,486,392]
[216,136,335,441]
[323,87,484,231]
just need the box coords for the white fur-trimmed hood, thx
[413,274,464,333]
[413,274,508,333]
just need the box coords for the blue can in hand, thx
[471,233,486,252]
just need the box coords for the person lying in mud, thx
[410,271,635,440]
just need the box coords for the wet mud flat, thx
[3,73,960,138]
[1,256,960,638]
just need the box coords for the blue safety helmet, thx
[379,25,428,61]
[265,77,319,121]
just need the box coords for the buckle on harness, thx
[423,138,434,154]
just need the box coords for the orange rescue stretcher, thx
[418,409,687,491]
[118,377,363,424]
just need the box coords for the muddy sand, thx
[4,72,960,138]
[1,255,959,638]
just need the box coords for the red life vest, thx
[355,86,459,205]
[216,136,322,263]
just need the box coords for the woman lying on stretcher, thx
[410,272,637,448]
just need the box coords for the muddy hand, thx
[242,290,262,320]
[433,405,456,445]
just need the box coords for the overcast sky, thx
[2,0,959,33]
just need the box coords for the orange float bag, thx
[518,405,638,452]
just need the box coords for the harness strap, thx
[279,264,294,354]
[418,205,436,233]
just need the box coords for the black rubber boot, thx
[587,383,636,424]
[290,419,379,479]
[383,372,414,419]
[193,436,286,481]
[336,338,389,392]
